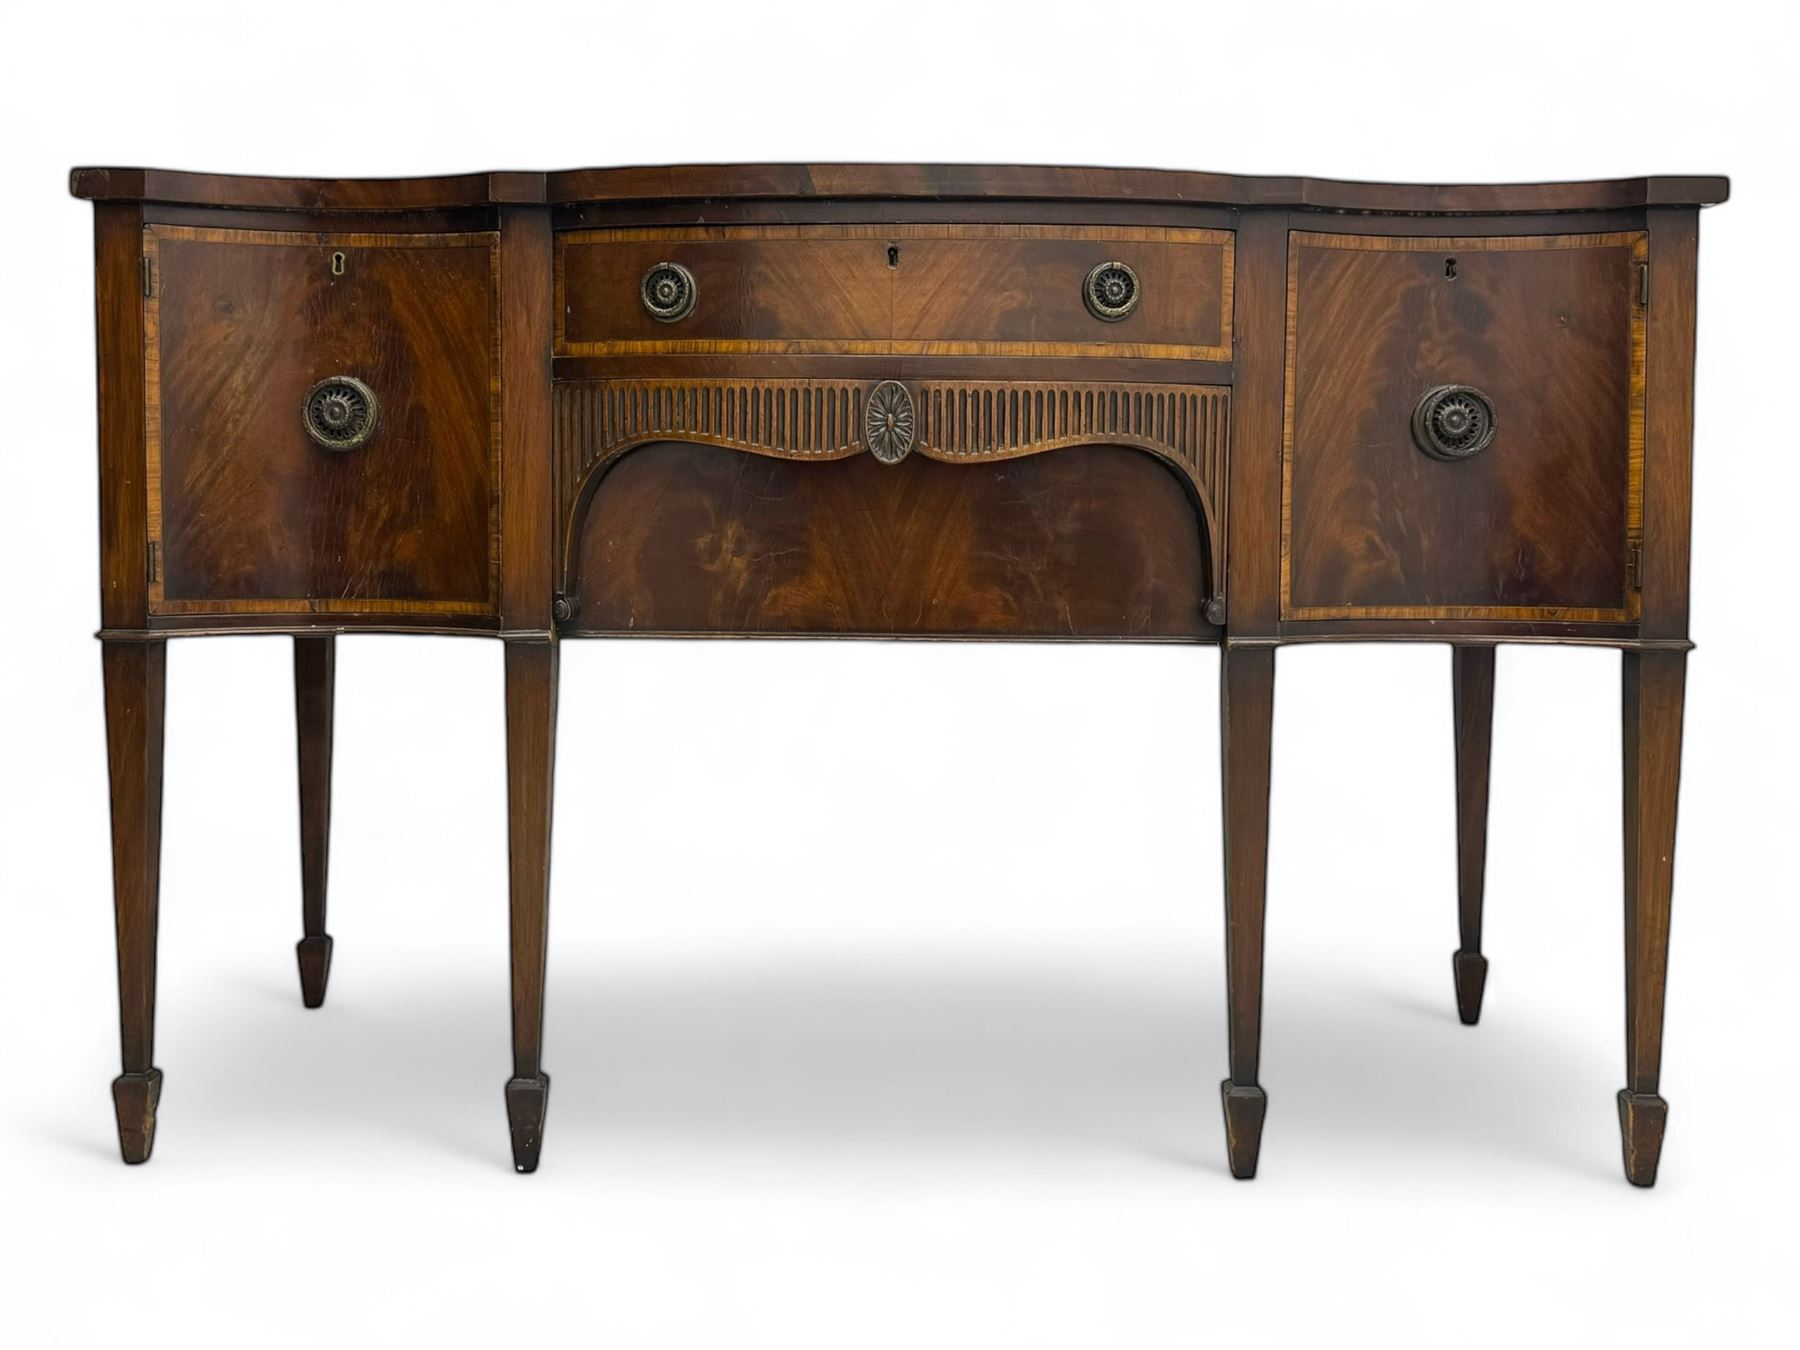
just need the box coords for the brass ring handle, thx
[640,261,697,322]
[302,376,380,452]
[1083,260,1141,321]
[1412,384,1497,461]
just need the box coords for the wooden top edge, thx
[69,167,548,209]
[70,164,1730,214]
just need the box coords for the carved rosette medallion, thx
[864,380,916,464]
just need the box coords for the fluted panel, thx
[555,378,1228,536]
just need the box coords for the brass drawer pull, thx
[1412,384,1497,461]
[640,261,697,322]
[1083,260,1141,321]
[302,375,379,451]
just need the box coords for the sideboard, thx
[70,163,1727,1182]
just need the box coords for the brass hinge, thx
[141,256,154,298]
[1627,536,1644,589]
[146,539,159,583]
[1636,260,1650,307]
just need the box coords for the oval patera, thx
[864,380,916,465]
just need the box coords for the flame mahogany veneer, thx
[72,164,1727,1182]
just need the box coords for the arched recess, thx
[552,379,1228,638]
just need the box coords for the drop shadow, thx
[103,954,1616,1180]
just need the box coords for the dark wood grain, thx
[294,636,335,1008]
[1639,210,1700,643]
[149,225,500,615]
[1620,649,1685,1185]
[500,206,557,631]
[74,164,1728,215]
[72,166,545,210]
[565,442,1213,639]
[93,203,149,629]
[1225,211,1292,636]
[103,639,166,1162]
[504,640,558,1172]
[560,228,890,352]
[893,228,1230,356]
[1452,645,1496,1025]
[541,164,1729,214]
[1220,645,1275,1178]
[552,377,1228,618]
[1284,232,1645,620]
[559,224,1231,360]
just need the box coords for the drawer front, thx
[557,224,1233,360]
[1281,231,1647,621]
[147,225,499,616]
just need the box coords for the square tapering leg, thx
[1220,646,1275,1179]
[1451,645,1496,1025]
[1619,650,1685,1186]
[102,639,167,1163]
[504,639,559,1172]
[294,636,336,1008]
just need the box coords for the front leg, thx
[503,638,559,1172]
[102,639,167,1162]
[1618,649,1685,1185]
[1219,644,1275,1178]
[1451,645,1496,1024]
[294,636,335,1007]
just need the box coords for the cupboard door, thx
[1282,231,1646,621]
[148,225,499,616]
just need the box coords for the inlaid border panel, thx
[142,224,503,617]
[1279,230,1648,623]
[554,224,1235,362]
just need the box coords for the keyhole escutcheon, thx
[331,251,346,276]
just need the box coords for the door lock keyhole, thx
[331,251,346,276]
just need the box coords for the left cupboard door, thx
[144,224,501,618]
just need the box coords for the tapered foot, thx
[1617,1090,1669,1187]
[112,1068,163,1164]
[1220,1081,1268,1179]
[296,934,334,1009]
[505,1074,551,1173]
[1452,950,1489,1025]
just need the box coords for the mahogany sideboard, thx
[70,163,1727,1182]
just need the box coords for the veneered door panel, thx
[1282,231,1645,621]
[148,225,499,615]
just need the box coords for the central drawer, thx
[556,224,1234,360]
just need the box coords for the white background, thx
[1,2,1794,1346]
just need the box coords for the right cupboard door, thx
[1281,231,1647,622]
